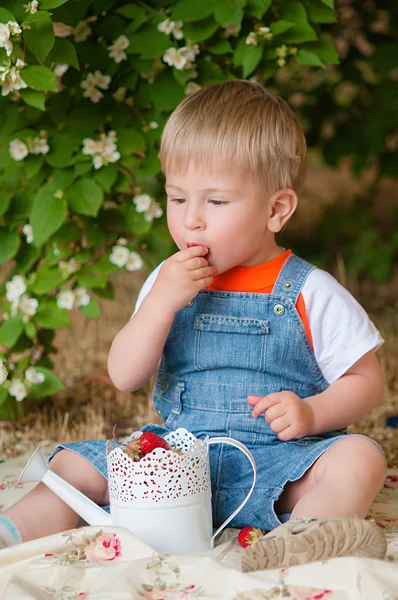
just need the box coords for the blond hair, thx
[159,79,307,194]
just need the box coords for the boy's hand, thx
[151,245,217,315]
[247,392,314,441]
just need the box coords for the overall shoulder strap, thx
[272,254,316,304]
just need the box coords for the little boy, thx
[1,81,387,570]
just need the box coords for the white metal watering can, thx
[19,428,257,555]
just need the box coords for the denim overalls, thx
[52,254,373,531]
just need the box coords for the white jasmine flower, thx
[85,86,103,103]
[31,136,49,155]
[276,44,288,58]
[133,193,152,212]
[74,287,90,307]
[74,20,91,42]
[92,70,111,90]
[0,24,12,56]
[125,251,144,272]
[149,121,159,129]
[246,32,258,45]
[28,1,39,14]
[1,70,27,96]
[185,81,201,95]
[109,245,129,267]
[157,19,175,35]
[25,367,45,384]
[54,64,69,78]
[22,224,33,243]
[145,201,163,222]
[172,21,184,40]
[9,379,27,401]
[109,47,127,63]
[19,295,38,316]
[222,24,240,38]
[102,147,120,164]
[57,290,75,310]
[108,35,129,63]
[117,238,128,245]
[163,47,178,67]
[54,189,64,200]
[93,154,104,169]
[0,360,8,385]
[7,22,22,35]
[67,258,80,274]
[9,139,29,161]
[82,138,97,156]
[6,275,26,302]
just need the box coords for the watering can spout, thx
[19,447,111,527]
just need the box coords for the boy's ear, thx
[267,188,298,233]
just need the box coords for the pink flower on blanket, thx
[84,532,122,561]
[384,475,398,489]
[287,587,333,600]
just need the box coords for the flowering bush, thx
[0,0,341,417]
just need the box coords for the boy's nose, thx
[184,207,205,230]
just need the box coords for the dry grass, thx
[1,262,398,466]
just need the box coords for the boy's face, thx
[165,163,276,274]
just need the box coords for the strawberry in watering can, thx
[19,428,257,555]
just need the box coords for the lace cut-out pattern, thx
[107,428,211,503]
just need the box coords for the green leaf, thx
[21,66,57,92]
[296,48,325,67]
[20,89,46,111]
[270,20,296,36]
[0,228,20,263]
[208,40,233,54]
[76,271,108,288]
[303,0,336,23]
[14,244,41,273]
[80,298,101,318]
[94,164,119,191]
[301,37,339,65]
[67,178,104,217]
[52,221,81,243]
[214,0,246,28]
[24,155,44,179]
[126,206,152,235]
[30,267,66,294]
[116,128,146,154]
[83,221,107,245]
[24,320,37,340]
[23,10,53,24]
[127,30,171,60]
[0,317,24,348]
[320,0,334,7]
[40,0,69,7]
[23,14,55,61]
[279,2,318,43]
[246,0,272,19]
[171,0,215,21]
[0,8,16,22]
[47,38,79,70]
[29,367,65,399]
[149,70,185,112]
[0,192,12,218]
[31,184,67,247]
[35,303,70,329]
[117,4,142,18]
[233,38,263,77]
[183,17,219,42]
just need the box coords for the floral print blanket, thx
[1,452,398,599]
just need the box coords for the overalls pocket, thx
[152,380,184,430]
[194,314,269,372]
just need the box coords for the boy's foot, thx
[241,516,387,572]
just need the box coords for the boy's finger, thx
[249,393,281,417]
[176,245,209,261]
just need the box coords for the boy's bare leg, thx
[4,449,109,542]
[275,437,386,519]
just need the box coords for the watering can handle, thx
[207,437,257,544]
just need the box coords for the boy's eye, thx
[209,199,228,206]
[169,197,185,203]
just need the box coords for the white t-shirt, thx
[133,263,383,385]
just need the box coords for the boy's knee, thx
[318,437,387,485]
[49,449,109,505]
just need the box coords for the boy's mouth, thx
[187,242,210,262]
